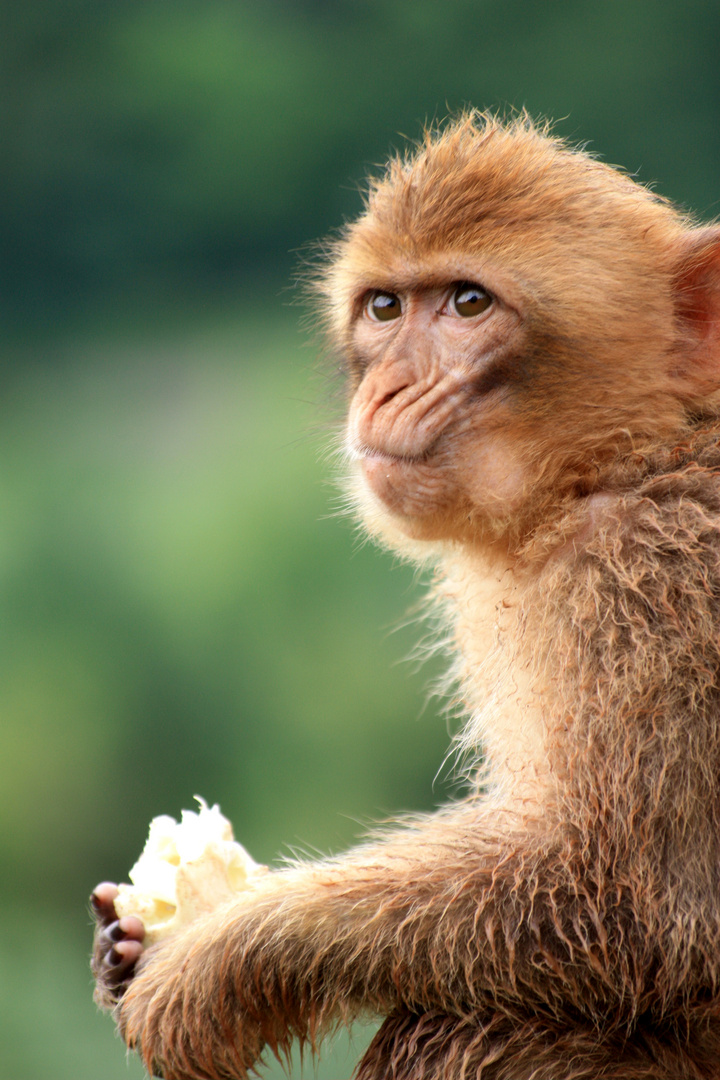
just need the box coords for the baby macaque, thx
[93,113,720,1079]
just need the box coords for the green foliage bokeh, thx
[1,1,719,1077]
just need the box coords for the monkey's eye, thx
[449,283,492,318]
[365,291,402,322]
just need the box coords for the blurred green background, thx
[2,2,720,1077]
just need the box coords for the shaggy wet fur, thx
[93,115,720,1079]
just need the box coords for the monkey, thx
[92,111,720,1079]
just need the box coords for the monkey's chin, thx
[358,456,463,543]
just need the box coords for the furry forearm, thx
[116,808,625,1078]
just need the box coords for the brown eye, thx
[366,291,402,322]
[450,283,492,318]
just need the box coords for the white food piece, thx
[114,797,267,944]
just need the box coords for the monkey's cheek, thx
[462,443,527,518]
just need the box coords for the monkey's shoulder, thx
[585,427,720,531]
[560,442,720,614]
[530,437,720,585]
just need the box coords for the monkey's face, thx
[344,256,533,545]
[339,241,688,551]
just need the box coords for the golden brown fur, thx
[93,113,720,1079]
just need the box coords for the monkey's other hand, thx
[113,907,268,1080]
[91,882,146,1010]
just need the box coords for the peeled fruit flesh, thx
[114,797,267,944]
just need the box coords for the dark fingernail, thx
[90,891,103,911]
[107,946,122,967]
[106,922,125,942]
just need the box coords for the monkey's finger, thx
[118,915,145,941]
[100,916,146,948]
[91,882,120,926]
[102,938,144,983]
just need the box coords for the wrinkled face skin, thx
[341,245,689,550]
[344,257,541,545]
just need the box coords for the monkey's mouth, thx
[346,440,457,527]
[350,444,429,467]
[352,444,438,499]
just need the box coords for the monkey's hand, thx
[91,827,250,1011]
[94,886,272,1080]
[92,882,147,1009]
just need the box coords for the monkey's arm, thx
[100,803,619,1080]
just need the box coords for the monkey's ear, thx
[674,226,720,385]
